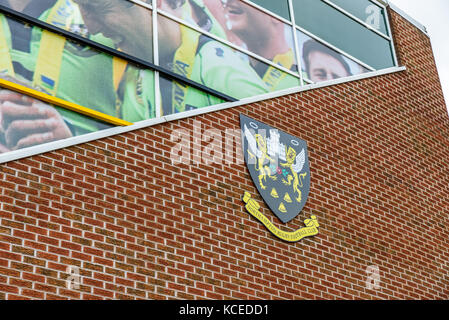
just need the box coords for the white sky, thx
[388,0,449,115]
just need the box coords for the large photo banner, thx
[0,0,301,157]
[194,0,299,73]
[296,31,369,83]
[0,0,393,160]
[0,0,155,156]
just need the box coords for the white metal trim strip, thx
[0,66,406,165]
[371,0,387,9]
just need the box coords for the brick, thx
[0,284,19,294]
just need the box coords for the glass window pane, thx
[1,0,154,63]
[293,0,395,70]
[161,0,298,73]
[297,30,369,83]
[328,0,389,35]
[1,14,155,125]
[248,0,290,20]
[158,14,300,106]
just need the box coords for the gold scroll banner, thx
[242,191,319,242]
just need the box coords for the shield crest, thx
[240,114,311,223]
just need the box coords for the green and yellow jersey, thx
[116,63,155,123]
[164,1,269,114]
[254,49,302,92]
[188,0,301,93]
[0,0,155,135]
[0,0,118,134]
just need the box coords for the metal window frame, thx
[1,0,397,89]
[151,0,161,118]
[384,3,399,67]
[322,0,391,40]
[242,0,398,71]
[127,0,152,10]
[319,0,398,69]
[240,0,293,25]
[386,1,428,37]
[143,0,308,80]
[0,78,132,126]
[288,0,304,85]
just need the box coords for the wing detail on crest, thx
[292,149,305,173]
[244,124,263,158]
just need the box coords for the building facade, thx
[0,0,448,299]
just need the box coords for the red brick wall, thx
[1,9,448,300]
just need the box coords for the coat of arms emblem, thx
[240,114,319,242]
